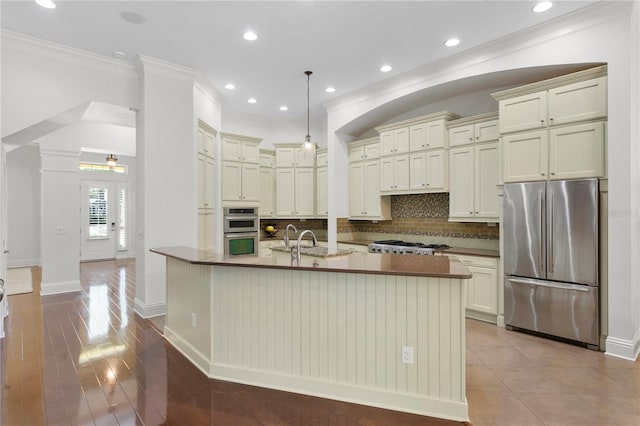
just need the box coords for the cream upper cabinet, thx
[221,135,260,162]
[409,150,448,191]
[349,160,390,219]
[409,122,427,151]
[259,166,275,217]
[275,146,316,167]
[547,77,607,126]
[474,120,499,143]
[198,154,215,209]
[380,127,409,156]
[449,117,499,147]
[449,142,500,222]
[549,121,605,180]
[259,151,275,168]
[275,168,295,216]
[294,168,315,216]
[198,127,216,157]
[221,162,259,202]
[316,150,328,167]
[425,119,448,149]
[498,91,548,134]
[449,124,475,147]
[503,122,605,183]
[316,166,328,218]
[380,155,410,192]
[409,152,427,191]
[275,166,315,218]
[502,130,549,183]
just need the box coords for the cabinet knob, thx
[469,211,473,214]
[476,211,479,214]
[550,118,554,122]
[540,119,544,124]
[541,173,545,176]
[551,172,555,175]
[469,137,473,141]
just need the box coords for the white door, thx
[81,181,117,261]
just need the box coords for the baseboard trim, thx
[605,329,640,361]
[134,297,166,318]
[40,280,82,295]
[164,326,211,377]
[7,258,40,268]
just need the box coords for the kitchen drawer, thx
[454,254,497,269]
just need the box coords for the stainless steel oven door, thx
[224,232,258,256]
[223,215,259,233]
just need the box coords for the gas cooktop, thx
[368,240,451,255]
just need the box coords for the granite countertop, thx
[337,239,500,258]
[150,246,472,279]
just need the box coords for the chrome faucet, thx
[284,224,297,249]
[293,230,318,262]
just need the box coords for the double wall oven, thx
[223,207,258,256]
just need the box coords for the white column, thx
[40,148,82,295]
[134,55,196,318]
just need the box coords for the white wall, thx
[6,146,40,268]
[326,2,639,360]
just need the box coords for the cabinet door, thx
[394,155,410,191]
[426,149,447,190]
[380,156,395,192]
[409,152,427,190]
[395,128,410,154]
[276,147,296,167]
[349,162,365,216]
[499,91,548,134]
[259,167,274,217]
[349,145,365,162]
[295,147,316,167]
[197,128,206,154]
[316,166,328,217]
[364,142,380,159]
[548,77,607,126]
[502,130,549,183]
[242,141,260,163]
[474,119,499,143]
[221,136,243,161]
[380,131,395,156]
[449,124,474,147]
[221,161,242,201]
[204,156,215,207]
[295,168,315,216]
[203,130,215,156]
[197,154,206,208]
[549,122,604,180]
[449,147,474,218]
[316,151,328,167]
[474,142,500,219]
[426,119,446,149]
[260,153,274,168]
[275,168,295,216]
[466,266,498,315]
[409,123,427,151]
[241,163,260,201]
[364,160,382,217]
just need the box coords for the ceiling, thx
[1,0,600,127]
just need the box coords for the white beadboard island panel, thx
[155,248,469,422]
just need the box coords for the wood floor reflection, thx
[2,260,639,425]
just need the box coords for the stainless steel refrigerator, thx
[503,179,599,349]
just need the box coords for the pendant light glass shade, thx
[301,70,317,158]
[106,154,118,168]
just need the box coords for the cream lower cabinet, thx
[259,166,275,217]
[221,161,260,202]
[380,155,410,192]
[449,142,500,222]
[197,154,215,209]
[275,167,315,217]
[503,122,604,183]
[349,160,390,219]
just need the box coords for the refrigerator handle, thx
[549,192,554,274]
[539,191,544,271]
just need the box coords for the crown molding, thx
[1,29,135,76]
[349,136,380,147]
[194,79,222,109]
[219,132,262,143]
[134,54,196,82]
[446,111,499,129]
[375,111,460,132]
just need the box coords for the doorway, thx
[80,180,127,261]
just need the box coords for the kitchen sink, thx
[270,245,354,258]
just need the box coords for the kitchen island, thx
[151,246,471,422]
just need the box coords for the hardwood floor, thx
[1,260,638,425]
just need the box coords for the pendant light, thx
[106,154,118,168]
[301,70,317,157]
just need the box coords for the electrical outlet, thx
[191,313,197,328]
[401,346,414,364]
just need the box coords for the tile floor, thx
[1,260,638,425]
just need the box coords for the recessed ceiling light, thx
[325,87,336,93]
[243,31,258,41]
[533,2,553,13]
[120,11,146,24]
[280,106,288,111]
[224,83,236,90]
[444,38,460,47]
[113,51,126,59]
[380,65,392,73]
[35,0,56,8]
[248,98,257,104]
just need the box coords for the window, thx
[79,162,126,174]
[88,187,108,238]
[118,187,127,251]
